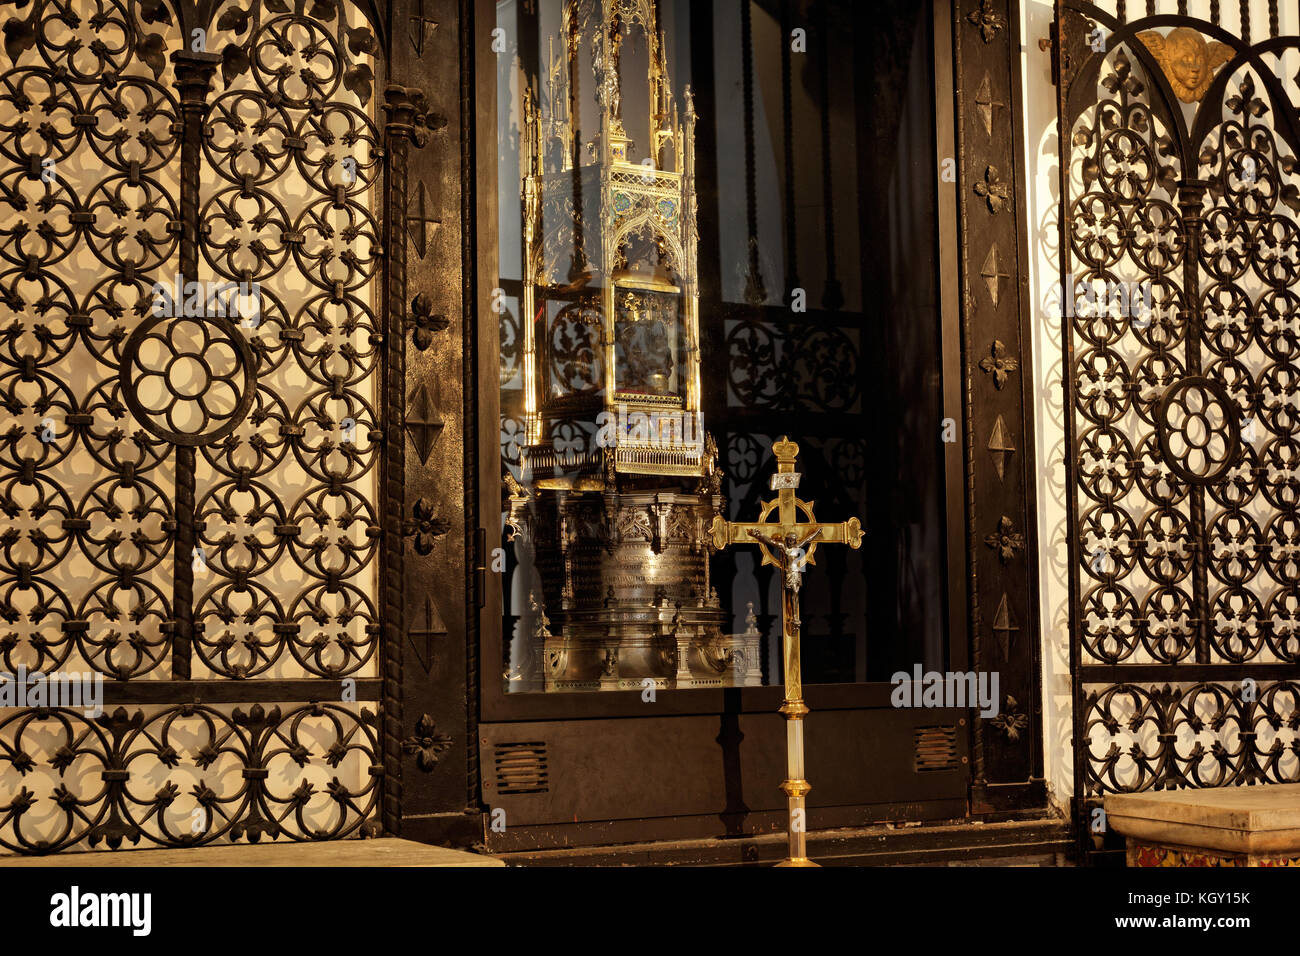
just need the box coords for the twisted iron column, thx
[168,51,222,681]
[380,84,430,836]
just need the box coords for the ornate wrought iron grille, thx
[0,0,388,852]
[1057,0,1300,852]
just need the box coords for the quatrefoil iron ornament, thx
[1156,376,1242,485]
[119,314,256,446]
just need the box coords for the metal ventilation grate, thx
[913,726,959,772]
[493,741,549,794]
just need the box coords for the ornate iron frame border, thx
[379,0,482,846]
[470,0,1048,825]
[949,0,1048,814]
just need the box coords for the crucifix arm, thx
[795,526,822,550]
[746,528,780,551]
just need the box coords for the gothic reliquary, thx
[505,0,758,691]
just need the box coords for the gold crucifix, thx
[708,436,862,866]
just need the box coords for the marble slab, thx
[1105,784,1300,855]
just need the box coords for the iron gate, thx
[0,0,430,853]
[1056,0,1300,859]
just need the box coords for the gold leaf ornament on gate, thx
[1136,27,1233,104]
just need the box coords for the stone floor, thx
[0,838,503,867]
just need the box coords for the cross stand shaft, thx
[708,436,862,866]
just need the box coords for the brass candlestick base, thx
[776,701,818,867]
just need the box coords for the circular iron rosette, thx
[1155,376,1242,487]
[118,314,256,446]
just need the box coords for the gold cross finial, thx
[772,436,799,467]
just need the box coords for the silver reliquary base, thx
[505,480,763,692]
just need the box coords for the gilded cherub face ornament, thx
[1137,27,1234,103]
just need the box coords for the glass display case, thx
[503,0,753,692]
[494,0,951,699]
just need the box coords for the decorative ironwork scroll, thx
[1055,0,1300,860]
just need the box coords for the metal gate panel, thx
[0,0,388,852]
[1055,0,1300,859]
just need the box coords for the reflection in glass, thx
[498,0,747,695]
[496,0,949,692]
